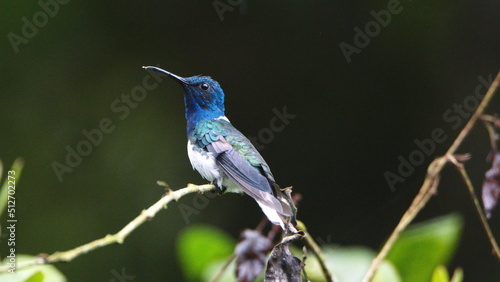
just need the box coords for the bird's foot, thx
[210,182,226,195]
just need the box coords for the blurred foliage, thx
[0,162,65,282]
[177,214,463,282]
[304,246,400,282]
[0,158,24,217]
[386,213,463,282]
[432,265,450,282]
[177,225,235,281]
[202,258,239,282]
[0,255,66,282]
[431,265,463,282]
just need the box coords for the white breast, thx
[187,140,221,185]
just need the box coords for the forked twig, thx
[362,71,500,282]
[297,221,336,282]
[452,159,500,259]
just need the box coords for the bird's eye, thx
[200,83,210,90]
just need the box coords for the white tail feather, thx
[257,202,286,230]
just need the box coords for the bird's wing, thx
[208,137,290,216]
[193,120,290,216]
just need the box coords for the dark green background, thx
[1,0,499,281]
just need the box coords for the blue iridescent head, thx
[143,66,226,126]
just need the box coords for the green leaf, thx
[303,246,402,282]
[372,260,402,282]
[431,265,449,282]
[0,255,66,281]
[24,271,44,282]
[386,214,463,282]
[177,225,236,281]
[431,265,463,282]
[0,158,24,218]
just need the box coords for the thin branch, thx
[362,71,500,282]
[362,158,443,282]
[446,73,500,155]
[0,183,215,273]
[451,159,500,260]
[297,221,336,282]
[209,254,236,282]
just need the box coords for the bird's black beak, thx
[142,66,188,85]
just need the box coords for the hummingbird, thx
[143,66,295,230]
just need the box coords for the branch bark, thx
[0,183,215,273]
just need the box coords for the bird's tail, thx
[257,201,288,230]
[261,183,298,232]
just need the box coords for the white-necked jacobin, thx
[143,66,295,230]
